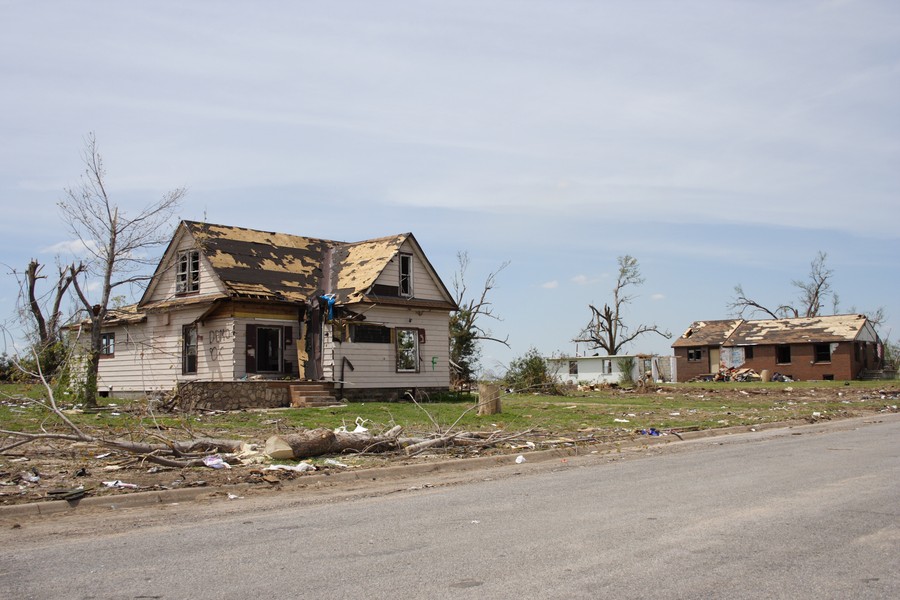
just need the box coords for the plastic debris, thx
[515,455,526,464]
[102,480,138,489]
[323,458,348,468]
[227,493,243,500]
[637,428,661,436]
[614,418,630,423]
[202,455,232,469]
[265,462,316,472]
[19,471,40,484]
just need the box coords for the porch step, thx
[290,383,341,407]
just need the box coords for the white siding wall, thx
[95,307,230,393]
[333,305,451,390]
[144,235,227,304]
[375,241,447,302]
[549,357,625,386]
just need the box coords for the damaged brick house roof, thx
[674,314,875,347]
[139,221,456,311]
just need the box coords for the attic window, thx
[176,250,200,294]
[399,253,413,297]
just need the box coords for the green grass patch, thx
[1,381,897,442]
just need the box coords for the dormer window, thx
[399,253,413,297]
[176,250,200,294]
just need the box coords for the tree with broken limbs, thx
[61,133,185,407]
[576,255,671,355]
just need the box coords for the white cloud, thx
[541,280,559,289]
[651,293,666,301]
[41,239,98,257]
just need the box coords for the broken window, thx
[687,348,702,362]
[396,328,419,372]
[350,324,391,344]
[814,343,831,363]
[776,345,792,364]
[100,332,115,357]
[399,253,413,297]
[568,360,578,375]
[176,250,200,294]
[182,325,197,374]
[744,346,754,359]
[604,360,612,374]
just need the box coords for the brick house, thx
[672,314,882,382]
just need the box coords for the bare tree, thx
[450,251,510,386]
[61,133,185,407]
[730,251,836,319]
[576,255,671,355]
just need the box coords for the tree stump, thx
[477,383,502,415]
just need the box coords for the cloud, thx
[572,274,605,285]
[651,293,666,301]
[41,239,99,257]
[541,280,559,289]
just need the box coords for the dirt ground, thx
[2,384,898,507]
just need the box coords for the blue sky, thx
[1,1,897,373]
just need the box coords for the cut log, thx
[477,383,502,416]
[264,425,404,460]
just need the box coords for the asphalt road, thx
[2,415,898,599]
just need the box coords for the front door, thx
[709,347,720,374]
[256,327,282,373]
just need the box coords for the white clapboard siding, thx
[95,309,234,392]
[144,233,228,304]
[333,306,450,389]
[373,240,449,302]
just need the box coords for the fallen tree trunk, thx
[265,425,404,459]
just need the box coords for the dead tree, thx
[575,255,671,355]
[9,259,83,374]
[61,133,185,407]
[450,251,510,386]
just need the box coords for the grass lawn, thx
[2,380,897,442]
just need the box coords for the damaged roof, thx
[673,314,873,348]
[725,314,871,345]
[672,319,743,348]
[169,221,413,305]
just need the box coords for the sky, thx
[1,0,897,374]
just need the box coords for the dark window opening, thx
[399,253,413,297]
[176,250,200,294]
[744,346,754,359]
[351,324,392,344]
[568,361,578,375]
[814,343,831,363]
[100,332,115,357]
[256,326,283,373]
[823,374,834,381]
[687,348,702,362]
[776,345,792,364]
[182,325,197,374]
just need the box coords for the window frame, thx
[687,348,702,362]
[776,345,792,365]
[350,324,392,344]
[813,343,831,363]
[399,253,413,297]
[176,250,200,295]
[568,360,578,376]
[395,327,419,373]
[182,324,198,375]
[100,332,115,357]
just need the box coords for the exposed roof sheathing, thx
[726,314,868,345]
[183,221,410,305]
[672,319,743,348]
[673,314,871,348]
